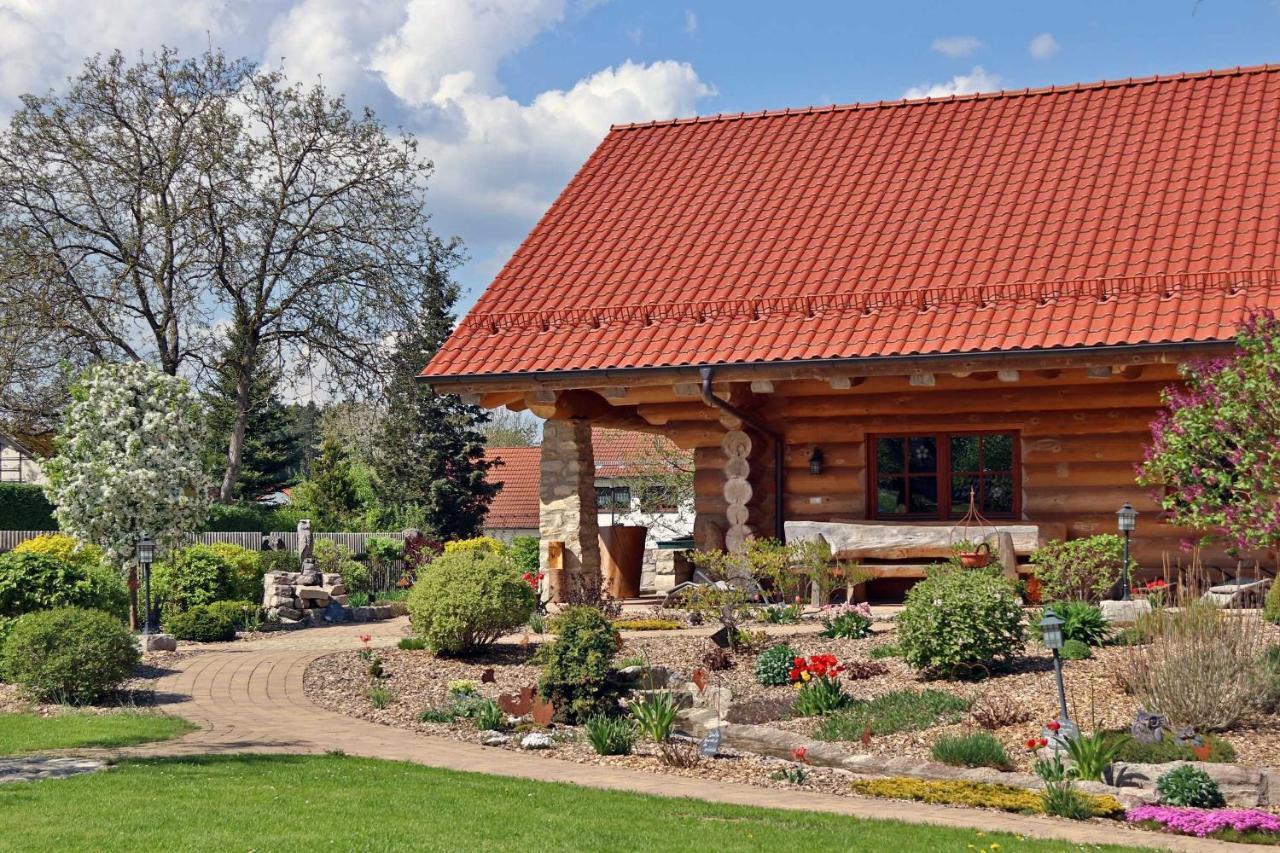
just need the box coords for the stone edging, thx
[677,706,1280,808]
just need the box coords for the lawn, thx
[0,754,1154,852]
[0,712,194,754]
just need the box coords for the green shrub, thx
[165,600,259,642]
[1,607,139,703]
[897,571,1025,676]
[1061,729,1126,781]
[536,605,621,723]
[0,483,57,530]
[207,543,264,602]
[758,604,802,624]
[0,551,127,620]
[152,544,234,613]
[1265,581,1280,625]
[200,503,273,533]
[1042,600,1110,646]
[1031,535,1126,603]
[819,608,873,639]
[1157,764,1226,808]
[754,644,798,686]
[509,536,540,575]
[585,715,637,755]
[313,540,368,595]
[407,549,534,654]
[259,549,299,575]
[869,643,900,659]
[1109,730,1236,764]
[930,731,1012,770]
[364,536,404,565]
[815,689,969,740]
[1060,638,1092,660]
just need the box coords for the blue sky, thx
[1,0,1276,315]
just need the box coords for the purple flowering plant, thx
[1126,804,1280,839]
[1137,312,1280,552]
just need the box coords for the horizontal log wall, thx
[690,364,1263,574]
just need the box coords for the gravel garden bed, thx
[302,618,1280,776]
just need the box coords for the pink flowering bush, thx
[1126,805,1280,839]
[819,602,873,639]
[1138,312,1280,552]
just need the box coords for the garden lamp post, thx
[1117,502,1138,600]
[1039,608,1071,726]
[138,535,156,635]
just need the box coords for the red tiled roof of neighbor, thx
[483,446,541,529]
[591,428,688,478]
[424,65,1280,380]
[482,431,688,528]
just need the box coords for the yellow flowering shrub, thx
[443,537,507,556]
[849,776,1123,818]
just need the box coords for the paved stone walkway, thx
[56,619,1251,851]
[0,756,104,784]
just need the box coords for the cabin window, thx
[871,431,1018,520]
[0,452,20,483]
[596,485,632,511]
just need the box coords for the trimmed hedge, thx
[165,600,259,642]
[0,483,57,530]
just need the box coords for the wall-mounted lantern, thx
[808,447,824,476]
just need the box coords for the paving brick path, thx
[73,619,1248,851]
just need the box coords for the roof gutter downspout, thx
[699,367,786,542]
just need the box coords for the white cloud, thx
[684,9,698,35]
[903,66,1001,99]
[1028,32,1060,60]
[930,35,982,58]
[0,0,715,304]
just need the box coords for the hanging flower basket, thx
[949,487,996,569]
[957,541,993,568]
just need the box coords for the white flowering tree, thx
[44,362,209,626]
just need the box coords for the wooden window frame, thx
[867,430,1020,521]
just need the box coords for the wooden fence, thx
[0,530,405,555]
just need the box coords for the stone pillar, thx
[540,418,599,602]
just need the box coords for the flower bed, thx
[1127,805,1280,843]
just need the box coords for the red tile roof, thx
[482,431,688,528]
[483,446,541,529]
[425,65,1280,380]
[591,428,688,478]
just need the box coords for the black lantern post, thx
[1117,502,1138,600]
[138,536,156,635]
[1039,608,1070,725]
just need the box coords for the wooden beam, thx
[673,382,702,397]
[750,379,776,394]
[602,386,629,400]
[997,369,1020,382]
[1087,366,1114,379]
[908,373,936,387]
[425,343,1221,395]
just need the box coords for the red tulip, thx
[1047,720,1061,733]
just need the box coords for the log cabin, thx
[421,65,1280,600]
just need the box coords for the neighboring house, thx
[425,65,1280,599]
[484,432,693,588]
[0,430,52,485]
[482,446,541,541]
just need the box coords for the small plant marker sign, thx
[700,728,723,758]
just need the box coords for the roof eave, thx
[419,339,1229,393]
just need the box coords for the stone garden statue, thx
[297,519,314,563]
[1131,709,1167,744]
[273,534,286,551]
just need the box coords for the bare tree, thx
[0,48,461,498]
